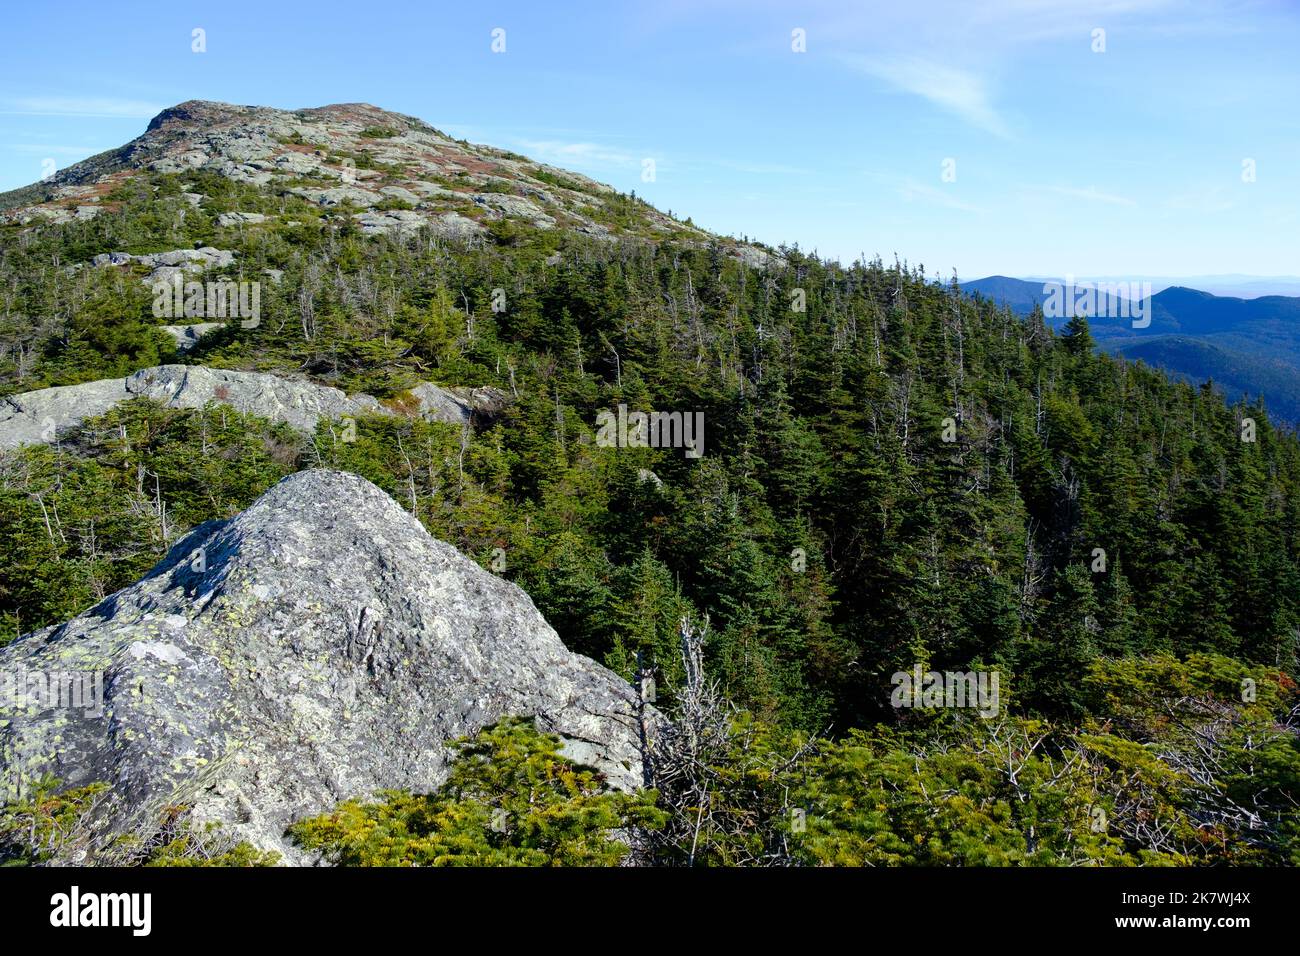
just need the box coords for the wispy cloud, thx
[515,139,638,169]
[816,0,1232,139]
[1036,184,1137,206]
[7,144,108,156]
[840,55,1009,137]
[898,177,985,213]
[1163,185,1236,213]
[1,96,163,119]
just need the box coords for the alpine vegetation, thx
[0,97,1297,871]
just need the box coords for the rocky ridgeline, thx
[89,245,239,287]
[0,99,783,264]
[84,244,285,286]
[0,365,506,450]
[0,469,649,863]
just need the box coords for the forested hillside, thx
[966,276,1300,423]
[2,112,1299,865]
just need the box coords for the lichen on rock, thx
[0,469,648,864]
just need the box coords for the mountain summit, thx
[0,99,772,266]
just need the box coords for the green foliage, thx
[0,775,107,865]
[639,652,1300,866]
[4,164,1300,866]
[290,717,665,865]
[139,820,280,867]
[5,205,1300,728]
[530,167,590,194]
[0,399,297,643]
[798,719,1144,866]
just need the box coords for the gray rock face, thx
[430,211,486,240]
[352,208,485,240]
[215,212,268,226]
[158,323,227,351]
[9,205,100,225]
[0,378,131,446]
[0,365,507,450]
[91,246,239,287]
[287,184,382,207]
[124,365,374,433]
[378,185,422,205]
[0,470,647,863]
[92,247,236,271]
[353,208,428,237]
[472,193,556,228]
[407,382,507,423]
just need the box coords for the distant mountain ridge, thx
[1019,274,1300,298]
[964,275,1300,424]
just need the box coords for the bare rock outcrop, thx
[158,323,227,351]
[0,470,647,863]
[0,99,780,265]
[0,365,506,450]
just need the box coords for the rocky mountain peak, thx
[0,99,777,265]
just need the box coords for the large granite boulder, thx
[0,470,647,863]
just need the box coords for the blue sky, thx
[2,0,1298,279]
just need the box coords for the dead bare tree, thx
[643,616,819,866]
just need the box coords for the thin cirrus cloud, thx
[517,140,808,178]
[1036,184,1138,207]
[514,139,638,170]
[815,1,1220,139]
[7,144,108,156]
[1,96,164,118]
[1163,185,1236,213]
[838,55,1010,138]
[898,177,985,214]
